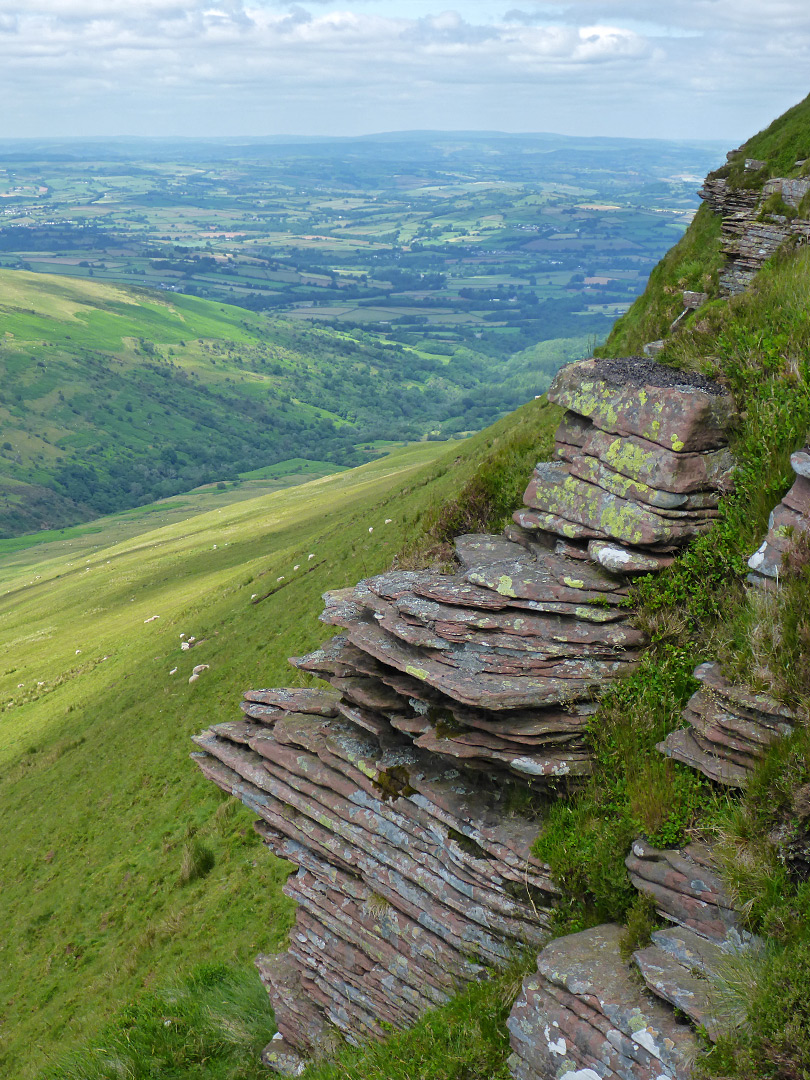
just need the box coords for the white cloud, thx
[0,1,805,138]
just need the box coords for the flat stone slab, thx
[581,427,736,495]
[588,540,675,575]
[392,592,646,648]
[633,944,723,1040]
[408,571,627,623]
[625,839,743,943]
[547,357,737,452]
[694,662,796,721]
[464,553,629,604]
[657,729,750,787]
[523,465,713,549]
[508,923,698,1080]
[243,687,341,715]
[514,507,607,544]
[791,448,810,479]
[327,610,606,709]
[570,454,719,511]
[454,533,528,569]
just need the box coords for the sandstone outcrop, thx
[507,923,699,1080]
[508,839,761,1080]
[524,356,736,554]
[193,685,556,1073]
[627,838,762,1039]
[654,446,809,787]
[192,356,739,1073]
[700,175,810,295]
[748,446,810,589]
[657,661,796,787]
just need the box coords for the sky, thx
[0,0,807,142]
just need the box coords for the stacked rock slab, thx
[627,839,762,1040]
[657,446,809,787]
[658,661,797,787]
[748,446,810,590]
[193,686,557,1075]
[520,356,736,562]
[192,357,738,1073]
[315,535,639,781]
[700,175,810,295]
[507,923,699,1080]
[508,840,760,1080]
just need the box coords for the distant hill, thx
[0,270,581,536]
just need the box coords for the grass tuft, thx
[179,837,217,885]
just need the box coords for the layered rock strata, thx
[655,446,809,787]
[627,839,762,1039]
[507,840,760,1080]
[700,175,810,295]
[748,446,810,589]
[192,356,739,1072]
[657,661,797,787]
[193,686,557,1074]
[522,356,736,558]
[507,924,699,1080]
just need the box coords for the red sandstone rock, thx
[547,357,738,452]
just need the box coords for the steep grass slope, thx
[0,269,584,536]
[0,398,560,1077]
[600,91,810,357]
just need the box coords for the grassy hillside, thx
[36,250,810,1080]
[0,397,560,1078]
[715,90,810,185]
[0,269,585,537]
[599,91,810,358]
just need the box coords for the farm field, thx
[0,132,724,539]
[0,132,724,361]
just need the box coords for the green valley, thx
[0,268,584,537]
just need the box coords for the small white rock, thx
[169,667,178,675]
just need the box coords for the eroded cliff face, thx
[191,357,746,1076]
[700,169,810,296]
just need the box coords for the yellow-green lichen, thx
[405,664,429,681]
[496,575,517,597]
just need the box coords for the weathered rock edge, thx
[191,357,739,1073]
